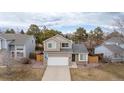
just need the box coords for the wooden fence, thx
[88,56,99,63]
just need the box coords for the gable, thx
[55,35,72,43]
[43,34,72,44]
[44,37,59,44]
[44,37,60,51]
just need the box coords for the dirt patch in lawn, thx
[70,63,124,81]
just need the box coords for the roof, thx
[43,34,73,43]
[72,43,88,53]
[0,34,34,45]
[104,44,124,53]
[105,37,124,44]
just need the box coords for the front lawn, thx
[70,63,124,81]
[0,64,46,81]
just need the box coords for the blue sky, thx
[0,12,123,33]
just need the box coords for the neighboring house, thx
[104,37,124,49]
[0,34,35,58]
[43,34,88,66]
[95,36,124,62]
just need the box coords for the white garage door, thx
[48,57,69,65]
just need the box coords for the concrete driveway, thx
[42,66,71,81]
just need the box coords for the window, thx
[114,53,119,58]
[48,43,52,48]
[62,43,69,47]
[47,41,56,49]
[79,53,87,61]
[17,52,23,57]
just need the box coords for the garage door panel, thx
[48,57,69,65]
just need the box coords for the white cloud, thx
[0,12,123,33]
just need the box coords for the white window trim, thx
[47,42,56,49]
[79,53,88,61]
[47,43,52,49]
[15,45,26,58]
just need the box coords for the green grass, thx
[70,63,124,81]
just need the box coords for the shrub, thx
[29,52,36,59]
[20,58,32,64]
[35,46,43,51]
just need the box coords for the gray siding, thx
[25,36,35,57]
[0,39,7,49]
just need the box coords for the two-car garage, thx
[48,57,69,66]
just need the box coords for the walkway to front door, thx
[42,66,71,81]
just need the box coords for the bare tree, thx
[113,16,124,36]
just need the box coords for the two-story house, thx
[0,34,35,58]
[43,34,88,66]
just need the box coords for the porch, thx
[71,53,88,66]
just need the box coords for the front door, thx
[72,54,75,62]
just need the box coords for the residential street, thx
[42,66,71,81]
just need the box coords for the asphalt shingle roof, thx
[72,43,88,53]
[0,34,33,45]
[104,44,124,53]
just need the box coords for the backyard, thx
[70,63,124,81]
